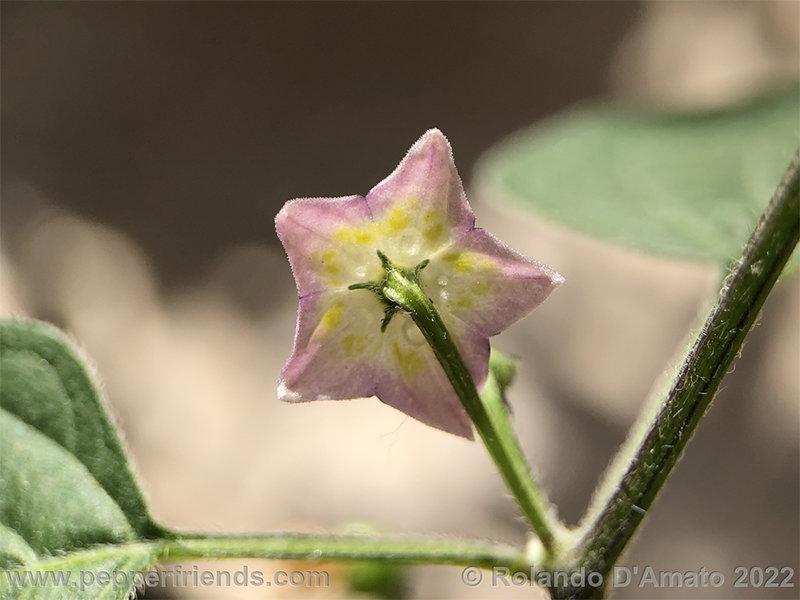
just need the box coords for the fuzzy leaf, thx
[475,89,800,272]
[0,319,162,599]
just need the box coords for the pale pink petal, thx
[420,228,564,337]
[279,290,479,439]
[364,129,475,266]
[372,312,479,439]
[279,288,385,402]
[275,195,380,296]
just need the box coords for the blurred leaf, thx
[0,319,163,599]
[488,349,516,392]
[475,89,800,271]
[339,523,409,599]
[348,560,408,599]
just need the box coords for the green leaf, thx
[0,319,164,599]
[475,88,800,271]
[488,349,516,393]
[2,542,161,600]
[0,411,134,556]
[347,560,408,599]
[338,523,409,599]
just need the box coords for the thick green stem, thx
[378,256,559,557]
[553,149,800,599]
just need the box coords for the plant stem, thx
[554,149,800,599]
[379,257,559,557]
[158,532,530,571]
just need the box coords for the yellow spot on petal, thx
[392,340,423,381]
[334,227,374,246]
[442,252,475,273]
[321,303,343,330]
[320,249,340,276]
[423,222,444,244]
[381,205,412,236]
[355,229,373,244]
[342,333,371,357]
[441,252,498,275]
[452,295,474,309]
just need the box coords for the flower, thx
[275,129,563,439]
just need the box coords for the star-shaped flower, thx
[276,129,563,439]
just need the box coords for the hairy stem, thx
[378,256,560,557]
[553,149,800,599]
[158,532,530,570]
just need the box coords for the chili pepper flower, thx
[275,129,563,439]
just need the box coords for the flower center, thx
[348,250,430,332]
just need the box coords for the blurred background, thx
[2,2,798,598]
